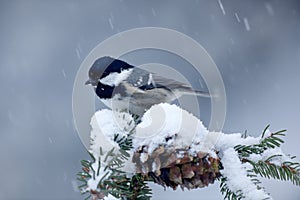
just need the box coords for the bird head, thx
[85,56,133,87]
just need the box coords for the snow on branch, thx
[77,103,300,200]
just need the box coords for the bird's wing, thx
[151,73,193,91]
[152,74,211,97]
[127,68,210,97]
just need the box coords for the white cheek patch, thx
[100,69,133,86]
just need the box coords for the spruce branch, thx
[233,127,300,185]
[79,105,300,200]
[234,126,286,157]
[243,158,300,186]
[78,133,152,200]
[219,126,300,200]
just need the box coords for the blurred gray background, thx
[1,0,299,199]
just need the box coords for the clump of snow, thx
[90,103,292,169]
[221,148,272,200]
[89,108,139,185]
[210,132,260,152]
[90,109,135,157]
[87,109,136,191]
[248,147,292,166]
[133,103,210,154]
[132,103,275,158]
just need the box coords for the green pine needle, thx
[221,126,299,200]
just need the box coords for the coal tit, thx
[85,56,210,116]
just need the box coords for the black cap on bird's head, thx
[85,56,134,86]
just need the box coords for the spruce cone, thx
[132,145,222,190]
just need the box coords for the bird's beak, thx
[85,79,98,86]
[85,79,92,85]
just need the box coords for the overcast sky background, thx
[1,0,300,199]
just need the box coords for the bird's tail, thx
[173,87,215,98]
[179,89,213,98]
[193,90,212,98]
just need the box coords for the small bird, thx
[85,56,210,116]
